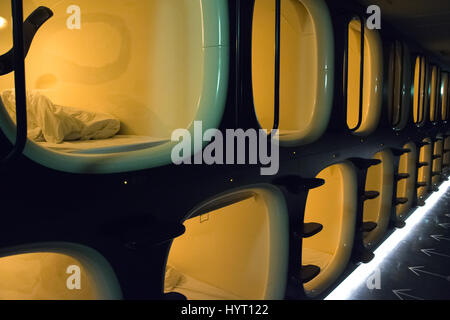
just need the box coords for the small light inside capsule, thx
[0,17,8,29]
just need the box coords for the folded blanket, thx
[1,90,120,144]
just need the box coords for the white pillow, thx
[1,90,120,143]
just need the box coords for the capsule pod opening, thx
[417,137,432,199]
[432,137,443,187]
[413,56,428,126]
[387,41,411,130]
[429,65,441,123]
[346,18,383,135]
[363,150,394,248]
[0,0,229,173]
[251,0,334,146]
[164,187,289,300]
[396,142,417,221]
[301,162,358,297]
[0,245,121,300]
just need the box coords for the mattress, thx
[165,266,243,300]
[172,273,244,300]
[38,135,169,154]
[302,247,333,272]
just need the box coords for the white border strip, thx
[325,179,450,300]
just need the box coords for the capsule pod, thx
[252,0,334,145]
[345,18,383,135]
[302,162,358,297]
[386,41,411,130]
[429,65,441,123]
[396,142,417,220]
[165,187,289,300]
[0,0,229,173]
[413,56,429,126]
[363,150,394,248]
[417,138,432,199]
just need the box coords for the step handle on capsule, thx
[361,221,377,232]
[395,173,410,181]
[298,265,320,284]
[302,223,323,238]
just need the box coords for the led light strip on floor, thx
[325,179,450,300]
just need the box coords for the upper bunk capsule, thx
[252,0,334,146]
[413,55,430,126]
[0,0,229,173]
[386,41,411,130]
[345,16,383,136]
[429,65,441,124]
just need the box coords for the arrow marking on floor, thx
[392,289,424,300]
[409,266,450,281]
[431,235,450,241]
[438,223,450,229]
[421,248,450,258]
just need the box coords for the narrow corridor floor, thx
[327,181,450,300]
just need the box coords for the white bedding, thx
[165,266,242,300]
[39,135,168,154]
[1,90,120,144]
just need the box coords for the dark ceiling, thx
[356,0,450,67]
